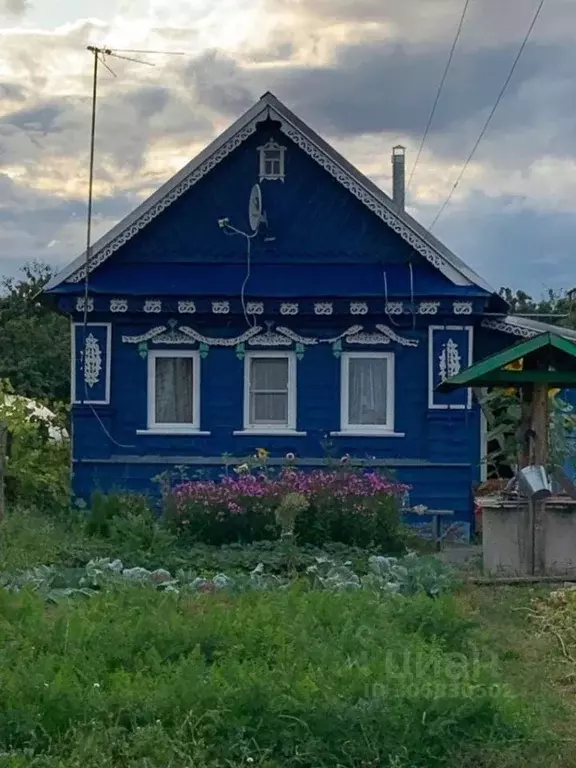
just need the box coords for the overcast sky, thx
[0,0,575,296]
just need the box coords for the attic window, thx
[258,139,286,181]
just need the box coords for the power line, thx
[429,0,547,230]
[406,0,472,193]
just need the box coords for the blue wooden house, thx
[44,92,576,539]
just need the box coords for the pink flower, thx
[172,467,409,520]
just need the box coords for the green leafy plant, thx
[0,380,70,511]
[85,492,176,558]
[0,261,70,403]
[479,388,576,479]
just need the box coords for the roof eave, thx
[44,96,275,293]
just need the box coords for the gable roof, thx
[45,92,496,293]
[439,331,576,391]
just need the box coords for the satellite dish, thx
[248,184,263,232]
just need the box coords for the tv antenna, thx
[79,44,184,440]
[82,45,185,300]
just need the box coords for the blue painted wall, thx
[108,119,415,266]
[73,316,481,464]
[71,312,482,538]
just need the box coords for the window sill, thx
[330,430,406,438]
[137,429,211,436]
[233,429,307,436]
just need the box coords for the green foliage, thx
[0,381,70,511]
[0,586,550,767]
[0,551,458,603]
[0,509,86,572]
[0,504,431,580]
[479,388,576,477]
[0,261,69,403]
[499,287,576,329]
[84,491,177,559]
[294,487,406,550]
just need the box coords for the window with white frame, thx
[244,352,296,430]
[341,352,395,432]
[148,350,200,431]
[258,139,286,181]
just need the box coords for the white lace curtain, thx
[155,357,194,424]
[348,357,388,426]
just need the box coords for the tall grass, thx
[0,586,553,767]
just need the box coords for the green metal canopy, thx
[438,331,576,392]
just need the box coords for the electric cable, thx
[406,0,472,193]
[429,0,547,230]
[221,223,259,329]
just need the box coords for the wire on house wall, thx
[221,223,260,329]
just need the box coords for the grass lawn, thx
[1,509,576,767]
[458,584,576,757]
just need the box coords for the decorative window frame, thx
[71,322,111,405]
[258,138,286,181]
[428,325,474,410]
[337,351,399,436]
[236,351,301,436]
[145,349,204,434]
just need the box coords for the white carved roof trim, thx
[481,315,576,341]
[45,92,494,293]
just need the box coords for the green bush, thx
[0,587,550,767]
[0,383,70,512]
[84,492,177,558]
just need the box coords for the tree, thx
[0,261,69,404]
[499,287,576,329]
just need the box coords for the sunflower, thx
[256,447,269,460]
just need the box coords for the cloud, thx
[427,191,576,293]
[263,40,552,141]
[182,50,256,117]
[125,86,170,120]
[1,103,68,134]
[0,172,137,277]
[0,0,573,297]
[0,82,27,101]
[0,0,29,17]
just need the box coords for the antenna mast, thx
[82,45,183,287]
[80,44,184,405]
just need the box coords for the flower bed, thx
[166,468,409,550]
